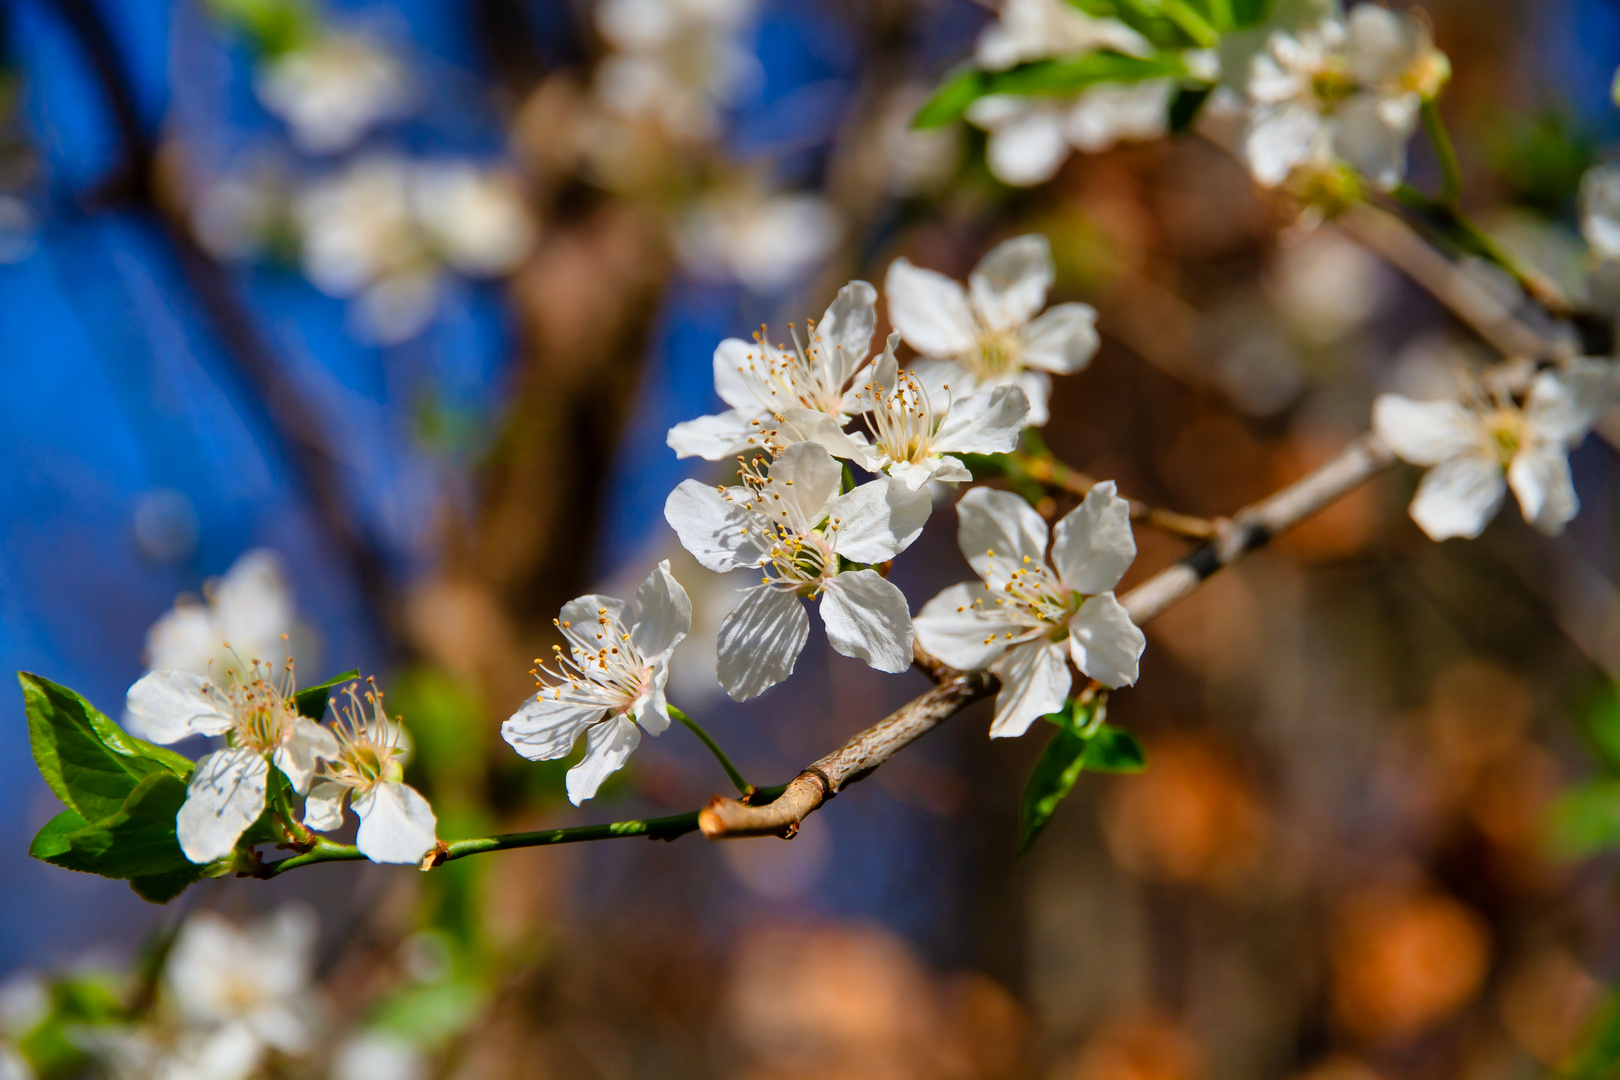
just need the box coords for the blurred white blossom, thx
[1580,162,1620,262]
[593,0,760,142]
[296,156,534,343]
[674,188,842,292]
[142,549,294,681]
[331,1031,426,1080]
[1241,5,1448,191]
[885,234,1097,426]
[257,34,412,155]
[966,78,1179,187]
[914,484,1145,737]
[975,0,1150,71]
[502,562,691,804]
[1373,360,1620,540]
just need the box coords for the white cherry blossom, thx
[1372,360,1620,541]
[1580,163,1620,262]
[502,562,692,804]
[159,906,319,1076]
[966,79,1177,187]
[594,0,760,143]
[140,549,294,686]
[914,484,1145,738]
[884,235,1097,426]
[667,281,879,460]
[813,332,1031,489]
[674,190,842,293]
[665,441,930,699]
[1241,7,1448,191]
[256,34,412,155]
[975,0,1151,71]
[303,681,437,865]
[125,662,338,864]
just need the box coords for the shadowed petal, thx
[989,640,1071,739]
[178,748,269,864]
[821,570,914,673]
[353,781,439,864]
[716,587,810,701]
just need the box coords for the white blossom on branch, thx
[666,281,878,460]
[126,663,338,864]
[502,562,692,804]
[885,234,1097,426]
[303,682,438,865]
[1372,360,1620,540]
[665,441,929,700]
[913,484,1145,738]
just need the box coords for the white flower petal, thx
[1509,441,1579,535]
[956,487,1050,583]
[1242,100,1325,187]
[914,581,1031,671]
[888,458,946,490]
[1019,302,1099,375]
[1408,451,1506,540]
[1334,94,1412,192]
[665,479,766,572]
[352,781,438,864]
[210,550,294,665]
[125,670,235,744]
[178,748,269,864]
[559,593,631,635]
[1346,4,1418,84]
[712,337,777,412]
[884,257,980,358]
[989,640,1071,739]
[1064,79,1173,152]
[816,280,879,389]
[933,385,1030,456]
[565,715,642,805]
[1580,164,1620,261]
[828,476,932,563]
[982,103,1073,187]
[716,586,810,701]
[764,441,843,535]
[667,409,759,460]
[629,560,692,660]
[820,570,914,673]
[1052,480,1136,594]
[1013,369,1055,427]
[1372,394,1484,466]
[634,671,672,735]
[969,234,1053,333]
[1068,592,1145,688]
[1525,361,1620,444]
[302,779,348,833]
[501,694,604,761]
[272,715,339,795]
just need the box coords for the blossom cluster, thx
[503,234,1149,800]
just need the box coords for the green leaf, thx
[1020,701,1147,855]
[1546,781,1620,857]
[914,68,992,129]
[130,867,208,904]
[1084,726,1148,773]
[28,808,97,872]
[1020,728,1092,856]
[48,773,196,880]
[1566,993,1620,1080]
[295,669,359,720]
[21,673,191,824]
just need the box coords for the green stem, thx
[1420,99,1461,206]
[254,787,789,877]
[1204,0,1233,31]
[1385,185,1574,317]
[1157,0,1219,47]
[669,704,754,796]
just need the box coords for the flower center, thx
[739,319,865,420]
[224,665,299,755]
[968,329,1022,378]
[536,608,654,713]
[1310,65,1356,108]
[1485,409,1523,467]
[324,682,405,794]
[865,370,949,465]
[729,453,841,594]
[964,550,1080,646]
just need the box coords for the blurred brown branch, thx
[699,432,1398,839]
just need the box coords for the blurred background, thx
[5,0,1620,1077]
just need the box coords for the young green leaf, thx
[1019,727,1091,856]
[20,672,191,824]
[1083,726,1147,773]
[1545,781,1620,857]
[294,668,360,720]
[129,866,209,904]
[27,808,97,873]
[914,68,992,129]
[37,772,195,881]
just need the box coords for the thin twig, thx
[1008,452,1220,540]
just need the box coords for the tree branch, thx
[697,432,1398,839]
